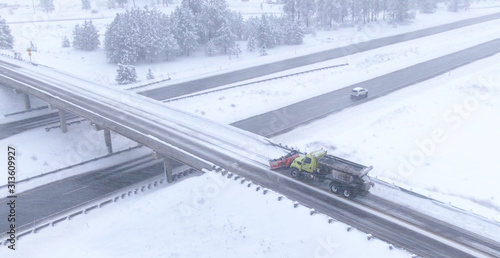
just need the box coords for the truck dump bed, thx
[319,154,373,178]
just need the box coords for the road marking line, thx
[63,185,89,195]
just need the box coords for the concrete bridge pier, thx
[152,151,173,183]
[164,158,173,183]
[58,109,67,133]
[13,89,31,110]
[92,123,113,154]
[23,93,31,110]
[104,129,113,154]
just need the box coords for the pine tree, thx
[117,0,128,8]
[339,0,350,23]
[73,24,82,48]
[182,0,204,14]
[231,43,242,58]
[298,0,315,27]
[199,0,229,43]
[316,0,337,28]
[171,4,199,56]
[61,36,70,48]
[283,0,297,22]
[247,35,256,52]
[205,40,217,56]
[0,16,14,49]
[104,8,178,64]
[259,43,268,56]
[146,68,155,80]
[464,0,471,10]
[257,14,275,48]
[154,11,179,61]
[105,13,139,64]
[107,0,116,9]
[116,64,138,85]
[40,0,55,13]
[243,16,259,40]
[227,11,244,40]
[387,0,413,22]
[447,0,469,12]
[82,0,91,10]
[282,19,304,45]
[72,20,100,51]
[370,0,383,22]
[418,0,437,13]
[206,21,236,55]
[141,8,175,62]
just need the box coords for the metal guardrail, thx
[0,51,34,66]
[126,77,172,90]
[163,63,349,103]
[44,118,86,131]
[3,105,49,117]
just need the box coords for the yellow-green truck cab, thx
[290,149,327,174]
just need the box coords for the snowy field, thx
[0,1,500,257]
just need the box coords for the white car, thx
[350,87,368,100]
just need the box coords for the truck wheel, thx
[329,183,340,194]
[290,169,300,179]
[343,189,352,198]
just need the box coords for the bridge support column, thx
[153,151,174,183]
[104,129,113,154]
[164,158,173,183]
[58,109,67,133]
[23,93,31,110]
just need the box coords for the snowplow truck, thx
[287,149,374,198]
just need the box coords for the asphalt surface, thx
[139,12,500,100]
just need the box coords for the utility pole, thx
[32,0,36,14]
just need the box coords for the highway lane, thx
[139,12,500,100]
[0,67,498,257]
[232,38,500,136]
